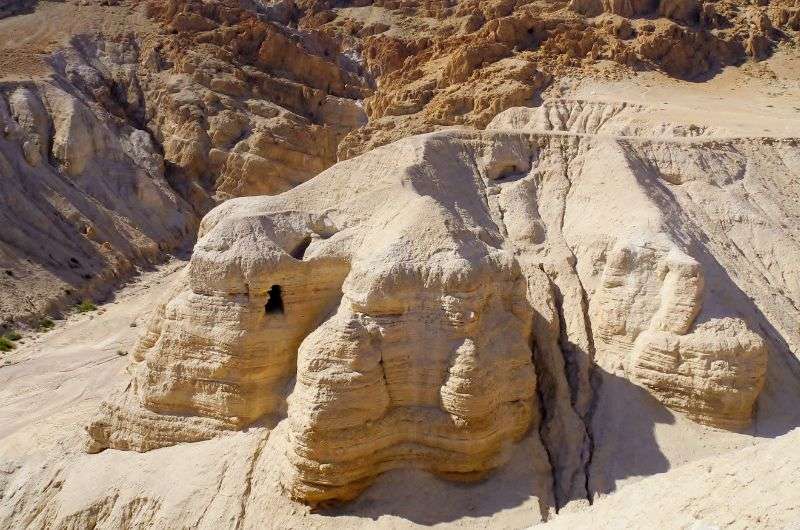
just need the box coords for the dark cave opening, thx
[265,285,285,315]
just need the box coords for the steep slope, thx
[0,80,195,322]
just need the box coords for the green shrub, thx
[4,330,21,341]
[0,337,15,352]
[37,318,55,331]
[77,299,97,313]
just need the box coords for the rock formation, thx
[86,97,800,504]
[2,0,798,325]
[1,1,800,525]
[0,82,194,322]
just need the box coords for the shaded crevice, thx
[289,236,312,260]
[531,339,560,516]
[553,288,590,505]
[535,264,596,508]
[582,363,601,504]
[573,266,600,505]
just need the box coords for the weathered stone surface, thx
[1,1,800,525]
[0,83,194,323]
[87,100,800,503]
[591,241,767,428]
[2,0,799,323]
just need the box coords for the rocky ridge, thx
[1,1,800,527]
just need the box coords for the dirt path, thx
[0,257,186,441]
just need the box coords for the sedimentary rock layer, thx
[2,0,799,324]
[88,101,798,503]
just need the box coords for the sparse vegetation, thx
[77,299,97,313]
[0,336,15,352]
[4,330,22,341]
[37,318,55,331]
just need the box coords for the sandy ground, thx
[0,0,154,80]
[0,254,552,528]
[555,48,800,138]
[0,257,187,441]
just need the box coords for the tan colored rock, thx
[2,1,800,523]
[569,0,657,18]
[4,0,799,323]
[87,98,800,504]
[658,0,699,24]
[88,130,548,505]
[591,241,767,428]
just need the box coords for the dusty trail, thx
[0,258,186,441]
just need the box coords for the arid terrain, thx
[1,0,800,528]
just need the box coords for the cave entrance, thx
[265,285,285,315]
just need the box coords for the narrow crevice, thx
[570,255,599,504]
[551,258,599,505]
[537,263,596,507]
[550,282,579,408]
[289,236,312,260]
[531,339,560,516]
[582,367,601,505]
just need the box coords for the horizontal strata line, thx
[452,128,800,146]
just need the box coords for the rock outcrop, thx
[1,1,800,527]
[0,82,194,323]
[88,130,551,505]
[591,241,767,428]
[87,99,800,504]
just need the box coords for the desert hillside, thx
[1,0,800,528]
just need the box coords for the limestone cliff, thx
[0,82,194,322]
[87,100,800,505]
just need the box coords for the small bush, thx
[116,350,129,356]
[4,330,22,341]
[37,318,55,331]
[77,299,97,313]
[0,337,15,352]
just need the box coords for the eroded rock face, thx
[0,83,194,323]
[2,0,799,324]
[591,241,767,428]
[88,131,550,504]
[87,102,799,504]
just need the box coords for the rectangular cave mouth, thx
[265,285,285,315]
